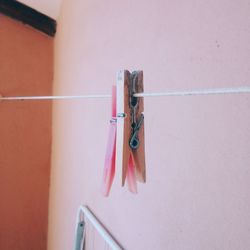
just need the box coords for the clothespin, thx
[116,70,146,188]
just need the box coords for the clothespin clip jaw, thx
[116,70,146,187]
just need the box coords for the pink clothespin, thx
[101,86,117,196]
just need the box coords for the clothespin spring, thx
[129,113,144,149]
[129,72,144,150]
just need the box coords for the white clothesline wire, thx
[134,86,250,97]
[0,87,250,101]
[0,94,112,101]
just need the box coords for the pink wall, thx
[0,15,53,250]
[48,0,250,249]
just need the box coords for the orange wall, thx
[48,0,250,249]
[0,15,53,249]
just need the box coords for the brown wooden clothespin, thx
[116,70,146,187]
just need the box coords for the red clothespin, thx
[116,70,146,190]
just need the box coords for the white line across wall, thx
[0,87,250,101]
[75,205,123,250]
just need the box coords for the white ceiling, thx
[19,0,62,19]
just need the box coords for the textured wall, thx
[48,0,250,249]
[0,15,53,250]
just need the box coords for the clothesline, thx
[0,87,250,101]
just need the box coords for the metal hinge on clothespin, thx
[116,70,146,187]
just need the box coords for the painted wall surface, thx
[0,15,53,250]
[48,0,250,249]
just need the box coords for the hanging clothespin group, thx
[102,70,146,196]
[116,70,146,190]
